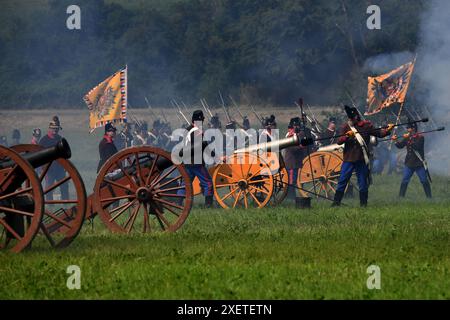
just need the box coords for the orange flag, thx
[84,67,127,131]
[366,59,415,116]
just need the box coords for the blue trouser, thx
[336,161,369,193]
[178,164,213,197]
[402,166,428,184]
[372,159,384,174]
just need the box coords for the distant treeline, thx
[0,0,425,108]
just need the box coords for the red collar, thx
[103,134,113,143]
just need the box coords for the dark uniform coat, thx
[395,134,425,168]
[98,135,118,172]
[337,120,390,163]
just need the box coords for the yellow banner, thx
[84,67,127,131]
[366,59,415,116]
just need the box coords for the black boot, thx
[399,183,408,198]
[422,182,432,199]
[359,191,368,207]
[205,195,213,208]
[332,191,344,207]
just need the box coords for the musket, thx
[294,101,320,139]
[251,105,263,123]
[219,91,233,123]
[301,118,430,146]
[144,96,159,120]
[171,99,190,125]
[127,102,143,128]
[306,103,323,133]
[200,99,213,118]
[229,95,245,120]
[378,126,445,142]
[344,88,367,121]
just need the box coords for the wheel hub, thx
[136,187,151,202]
[238,180,248,190]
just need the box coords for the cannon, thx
[0,139,86,252]
[1,142,194,253]
[200,135,299,209]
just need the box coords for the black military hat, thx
[344,105,360,120]
[140,121,148,131]
[105,122,117,133]
[192,110,205,122]
[264,115,276,127]
[329,117,337,123]
[289,117,301,127]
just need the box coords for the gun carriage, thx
[1,142,193,252]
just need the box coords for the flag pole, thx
[388,55,417,150]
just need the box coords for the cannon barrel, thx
[234,134,299,154]
[0,138,71,170]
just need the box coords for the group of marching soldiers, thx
[6,101,434,209]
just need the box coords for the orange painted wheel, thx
[213,152,273,209]
[11,144,87,248]
[0,146,44,253]
[298,151,343,199]
[93,146,193,233]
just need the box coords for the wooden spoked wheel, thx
[11,144,87,248]
[93,146,193,233]
[213,152,274,209]
[259,153,288,205]
[0,146,44,253]
[298,151,343,199]
[271,167,289,205]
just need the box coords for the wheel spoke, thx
[45,199,79,204]
[145,154,160,186]
[248,187,262,207]
[233,190,243,208]
[155,175,182,190]
[152,197,185,210]
[159,202,180,217]
[243,191,248,208]
[116,161,138,189]
[151,165,177,188]
[0,206,34,217]
[134,153,145,186]
[125,203,140,233]
[153,206,170,230]
[0,187,33,202]
[44,176,70,194]
[0,218,22,240]
[38,162,51,182]
[154,185,186,193]
[0,165,18,189]
[103,178,134,193]
[156,193,185,198]
[217,171,235,182]
[143,204,150,233]
[100,194,136,203]
[220,187,239,202]
[109,200,135,222]
[44,211,72,228]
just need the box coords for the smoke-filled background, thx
[0,0,426,108]
[0,0,449,174]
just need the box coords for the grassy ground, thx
[0,109,449,299]
[0,176,449,299]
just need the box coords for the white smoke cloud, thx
[363,51,415,74]
[417,0,450,175]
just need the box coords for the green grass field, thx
[0,109,449,299]
[0,176,449,299]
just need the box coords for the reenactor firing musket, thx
[301,118,430,146]
[378,126,445,142]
